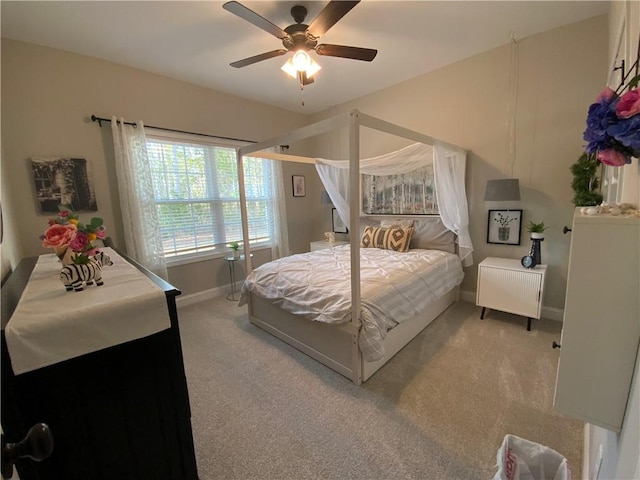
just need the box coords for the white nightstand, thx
[476,257,547,331]
[310,240,348,252]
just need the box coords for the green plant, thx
[228,241,240,251]
[570,153,603,206]
[526,221,547,234]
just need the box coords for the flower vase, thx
[498,227,510,241]
[233,250,240,260]
[54,246,75,265]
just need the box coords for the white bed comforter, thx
[239,245,463,361]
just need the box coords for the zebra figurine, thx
[59,251,113,292]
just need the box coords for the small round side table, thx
[223,253,253,301]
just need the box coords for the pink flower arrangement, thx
[583,74,640,167]
[616,89,640,118]
[40,206,106,264]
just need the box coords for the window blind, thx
[146,136,275,258]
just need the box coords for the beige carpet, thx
[177,297,583,480]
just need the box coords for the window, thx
[146,133,276,259]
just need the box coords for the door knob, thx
[563,226,572,234]
[552,341,561,349]
[1,423,53,479]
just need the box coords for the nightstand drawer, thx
[476,257,547,329]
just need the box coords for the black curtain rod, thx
[90,115,255,144]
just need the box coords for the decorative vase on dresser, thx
[553,208,640,432]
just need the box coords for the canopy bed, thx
[235,110,473,384]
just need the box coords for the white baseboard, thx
[584,423,591,480]
[176,285,229,307]
[460,289,564,322]
[460,289,476,304]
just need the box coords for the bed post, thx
[236,149,253,273]
[349,110,363,385]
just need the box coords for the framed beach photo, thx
[487,209,522,245]
[292,175,306,197]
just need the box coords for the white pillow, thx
[380,218,415,228]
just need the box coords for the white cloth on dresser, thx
[239,245,463,361]
[5,247,171,375]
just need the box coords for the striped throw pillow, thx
[360,225,414,252]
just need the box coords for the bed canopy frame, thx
[234,109,469,384]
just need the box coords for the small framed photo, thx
[332,208,348,233]
[487,209,522,245]
[292,175,306,197]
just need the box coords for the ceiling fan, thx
[222,1,377,85]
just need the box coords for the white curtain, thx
[111,117,168,278]
[434,141,473,267]
[269,151,290,259]
[315,142,474,266]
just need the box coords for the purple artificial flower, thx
[583,96,619,153]
[608,115,640,155]
[583,86,640,165]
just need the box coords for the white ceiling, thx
[1,1,610,115]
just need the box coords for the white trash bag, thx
[493,434,571,480]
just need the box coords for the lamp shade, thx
[484,178,521,201]
[281,52,321,79]
[320,190,333,205]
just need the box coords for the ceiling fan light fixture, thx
[305,59,321,77]
[280,59,297,78]
[292,50,310,70]
[281,52,321,80]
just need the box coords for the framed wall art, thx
[332,208,348,233]
[361,165,438,215]
[487,209,522,245]
[292,175,306,197]
[31,157,97,213]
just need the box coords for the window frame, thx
[144,129,274,266]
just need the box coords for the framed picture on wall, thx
[31,157,97,213]
[292,175,306,197]
[487,209,522,245]
[332,208,348,233]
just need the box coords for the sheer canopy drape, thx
[315,142,473,266]
[111,117,168,278]
[267,148,290,259]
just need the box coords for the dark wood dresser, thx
[1,252,198,479]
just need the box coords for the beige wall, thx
[1,15,609,306]
[0,39,310,294]
[307,16,608,311]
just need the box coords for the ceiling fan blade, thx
[316,44,377,62]
[230,49,288,68]
[307,1,360,38]
[223,1,289,39]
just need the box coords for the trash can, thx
[493,434,571,480]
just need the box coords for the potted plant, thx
[228,241,241,259]
[527,221,547,240]
[570,153,603,207]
